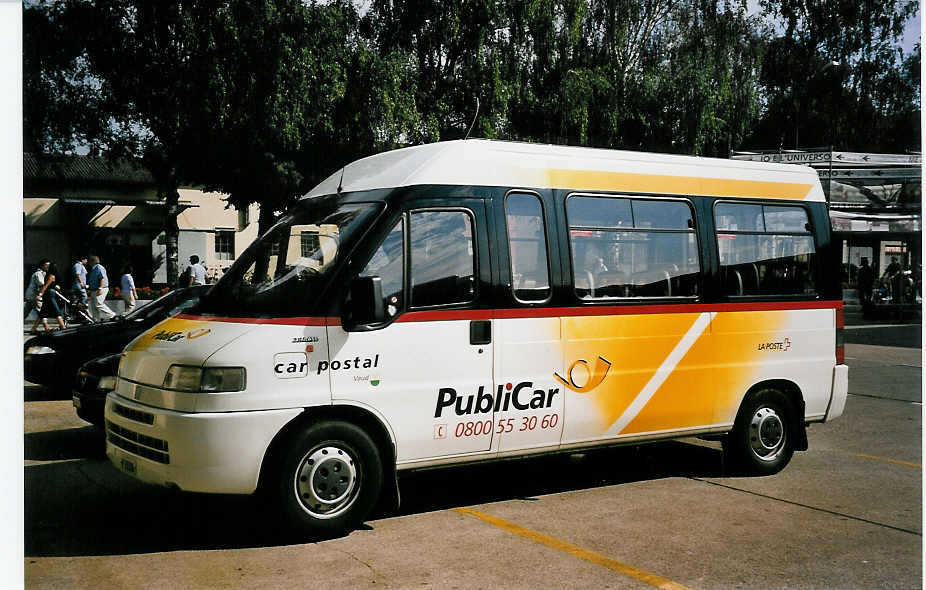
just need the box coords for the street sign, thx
[731,151,922,165]
[731,151,832,164]
[818,168,922,182]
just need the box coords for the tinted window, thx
[506,193,551,301]
[567,196,700,299]
[359,219,404,318]
[566,196,632,228]
[195,200,379,317]
[715,203,816,297]
[632,200,692,230]
[715,203,763,231]
[410,210,476,307]
[763,206,810,232]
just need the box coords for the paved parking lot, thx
[24,338,921,589]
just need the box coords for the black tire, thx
[723,388,795,476]
[272,420,383,537]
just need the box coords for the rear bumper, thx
[825,364,849,422]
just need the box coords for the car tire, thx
[723,388,795,476]
[272,420,383,537]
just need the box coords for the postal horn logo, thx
[553,356,612,393]
[152,328,212,342]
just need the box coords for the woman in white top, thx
[120,265,138,314]
[24,259,49,319]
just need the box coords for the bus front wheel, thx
[723,388,795,476]
[273,420,383,537]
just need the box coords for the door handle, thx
[470,320,491,345]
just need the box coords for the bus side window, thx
[715,203,816,297]
[566,196,699,300]
[505,193,551,302]
[358,219,404,317]
[410,210,476,307]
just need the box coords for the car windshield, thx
[193,198,380,318]
[126,287,206,321]
[124,290,174,321]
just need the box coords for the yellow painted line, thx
[454,507,694,590]
[851,453,921,469]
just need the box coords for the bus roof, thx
[305,139,825,202]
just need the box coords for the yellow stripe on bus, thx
[546,169,814,200]
[454,507,695,590]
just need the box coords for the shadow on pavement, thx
[24,384,71,402]
[25,425,726,558]
[25,426,105,462]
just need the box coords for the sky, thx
[901,5,922,54]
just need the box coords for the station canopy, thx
[731,149,921,236]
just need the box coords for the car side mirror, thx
[343,276,385,330]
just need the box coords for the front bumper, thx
[73,390,106,427]
[104,393,301,494]
[825,364,849,422]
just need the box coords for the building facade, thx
[24,154,260,289]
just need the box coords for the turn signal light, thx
[835,306,845,364]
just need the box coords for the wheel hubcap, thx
[749,407,786,462]
[295,445,358,519]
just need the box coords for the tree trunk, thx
[165,187,180,288]
[252,202,277,285]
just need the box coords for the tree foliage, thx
[24,0,921,262]
[751,0,920,151]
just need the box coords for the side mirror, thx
[344,276,385,329]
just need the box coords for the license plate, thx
[72,397,81,409]
[121,458,136,475]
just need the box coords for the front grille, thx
[107,420,170,464]
[112,403,155,425]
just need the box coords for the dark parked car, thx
[72,353,120,426]
[24,286,210,392]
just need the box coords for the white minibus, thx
[105,140,849,535]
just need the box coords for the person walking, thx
[120,264,138,314]
[87,255,116,321]
[30,262,67,333]
[184,254,207,287]
[71,255,89,320]
[24,259,49,320]
[857,257,874,310]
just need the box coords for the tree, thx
[23,2,122,154]
[751,0,920,150]
[64,0,240,286]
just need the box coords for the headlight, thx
[163,365,203,391]
[200,367,246,392]
[25,346,55,355]
[97,376,117,391]
[163,365,245,393]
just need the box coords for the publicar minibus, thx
[105,140,849,534]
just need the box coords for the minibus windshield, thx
[195,198,380,318]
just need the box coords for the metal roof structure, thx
[24,153,156,186]
[731,148,921,214]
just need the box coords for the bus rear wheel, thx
[273,420,383,537]
[723,388,795,476]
